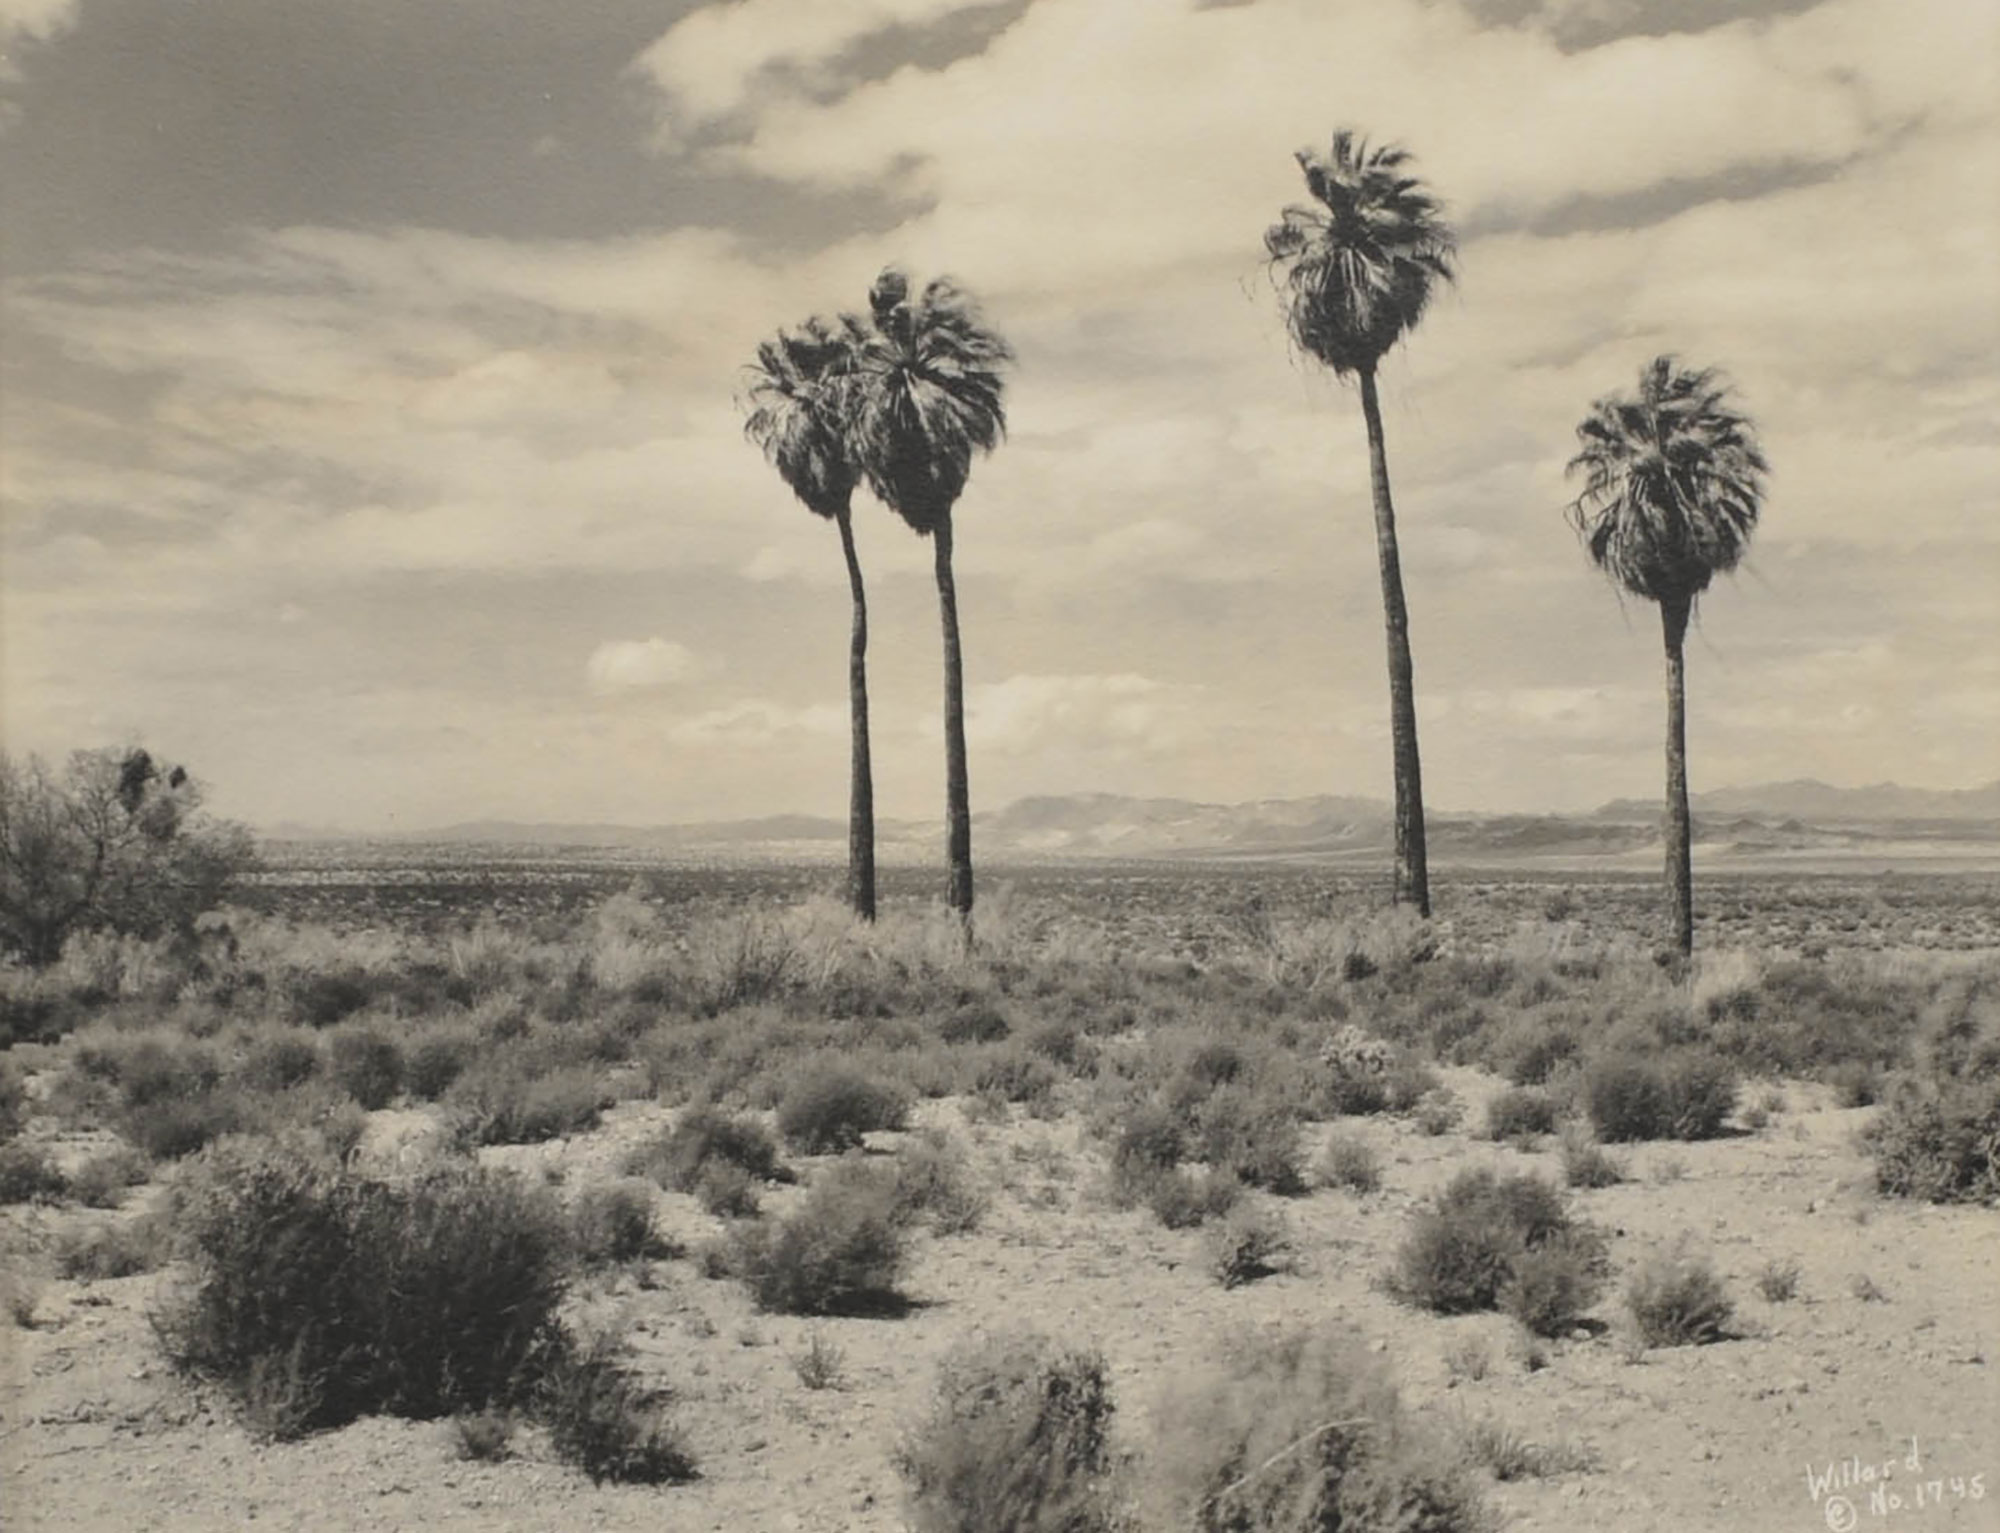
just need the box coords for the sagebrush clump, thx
[776,1065,911,1154]
[1150,1324,1488,1533]
[725,1155,910,1314]
[154,1139,572,1434]
[1389,1167,1607,1334]
[896,1331,1119,1533]
[1625,1242,1733,1347]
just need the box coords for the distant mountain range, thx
[262,778,2000,868]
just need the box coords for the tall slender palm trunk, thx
[1660,593,1694,956]
[836,508,876,922]
[932,510,973,920]
[1357,366,1431,918]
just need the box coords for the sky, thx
[1,0,1995,833]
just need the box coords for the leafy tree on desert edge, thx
[1566,356,1768,956]
[1264,130,1457,918]
[0,746,257,967]
[846,268,1014,923]
[742,314,880,921]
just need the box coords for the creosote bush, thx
[1584,1050,1736,1142]
[1389,1168,1606,1333]
[1483,1086,1560,1142]
[1867,1077,2000,1204]
[154,1139,571,1434]
[896,1331,1118,1533]
[1316,1132,1383,1194]
[0,1140,68,1204]
[1625,1242,1733,1347]
[630,1104,788,1192]
[567,1181,665,1267]
[328,1024,404,1111]
[891,1127,989,1235]
[1150,1324,1489,1533]
[725,1154,910,1315]
[1208,1202,1293,1288]
[776,1065,911,1154]
[540,1333,697,1486]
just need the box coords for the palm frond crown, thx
[1263,128,1457,377]
[740,314,863,520]
[1565,355,1768,606]
[848,268,1013,535]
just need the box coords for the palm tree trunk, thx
[933,509,974,921]
[836,508,876,922]
[1660,593,1694,956]
[1357,366,1431,918]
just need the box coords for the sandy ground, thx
[4,1071,1998,1533]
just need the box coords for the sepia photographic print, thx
[2,2,1996,1529]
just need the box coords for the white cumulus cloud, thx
[586,637,701,694]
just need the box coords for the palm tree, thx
[847,268,1013,922]
[1264,130,1457,918]
[1566,356,1768,956]
[742,314,878,920]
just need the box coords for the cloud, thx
[937,673,1198,756]
[668,698,847,747]
[0,0,73,42]
[632,0,1006,147]
[586,638,702,694]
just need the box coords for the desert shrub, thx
[1193,1082,1307,1195]
[404,1029,478,1101]
[694,1161,761,1217]
[1625,1243,1733,1346]
[896,1331,1117,1533]
[121,1088,253,1162]
[55,1217,169,1280]
[1559,1129,1625,1189]
[971,1046,1061,1112]
[540,1333,697,1485]
[68,1144,152,1208]
[155,1140,571,1433]
[73,1032,223,1110]
[1108,1102,1184,1190]
[1315,1133,1382,1194]
[239,1033,322,1093]
[1700,957,1922,1077]
[1148,1167,1243,1230]
[939,998,1012,1044]
[450,1409,516,1462]
[1584,1050,1736,1142]
[0,1057,28,1142]
[1755,1257,1802,1303]
[567,1181,664,1267]
[0,1140,68,1204]
[1024,1019,1085,1070]
[790,1328,846,1390]
[1484,1087,1560,1142]
[1828,1061,1883,1108]
[1208,1202,1293,1288]
[1867,1076,2000,1203]
[631,1105,787,1192]
[328,1025,404,1111]
[1389,1168,1598,1319]
[726,1155,910,1315]
[287,966,381,1028]
[1150,1324,1488,1533]
[1413,1089,1464,1136]
[776,1065,910,1154]
[1495,1015,1582,1086]
[1459,1415,1598,1481]
[1500,1227,1611,1338]
[892,1128,989,1235]
[448,1060,610,1147]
